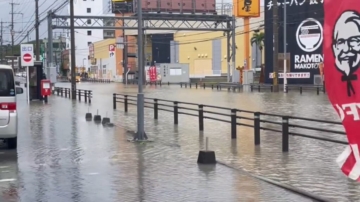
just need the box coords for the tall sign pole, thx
[283,0,287,92]
[272,0,279,92]
[21,44,34,104]
[70,0,76,99]
[135,0,147,140]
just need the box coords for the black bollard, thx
[197,137,216,164]
[94,109,101,123]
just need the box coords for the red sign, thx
[109,44,115,51]
[23,53,32,62]
[148,66,157,82]
[324,0,360,181]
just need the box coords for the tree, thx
[250,31,265,69]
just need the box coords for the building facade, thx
[264,0,324,84]
[67,0,114,70]
[91,38,117,80]
[173,11,264,78]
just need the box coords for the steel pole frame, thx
[47,13,236,140]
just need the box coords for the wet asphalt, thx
[0,81,353,201]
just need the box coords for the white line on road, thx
[0,179,16,183]
[0,166,9,169]
[88,173,99,175]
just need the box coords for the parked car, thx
[0,65,24,149]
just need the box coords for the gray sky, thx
[0,0,264,46]
[0,0,67,45]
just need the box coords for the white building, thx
[67,0,114,70]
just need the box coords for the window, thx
[87,8,91,13]
[87,19,91,24]
[87,31,92,36]
[0,69,15,97]
[88,42,91,45]
[169,68,182,76]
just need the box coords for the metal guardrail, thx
[53,87,92,103]
[112,93,347,152]
[81,78,112,83]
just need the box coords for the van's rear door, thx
[0,69,15,126]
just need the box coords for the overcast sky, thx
[0,0,265,46]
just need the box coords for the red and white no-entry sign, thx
[20,44,34,66]
[23,53,32,62]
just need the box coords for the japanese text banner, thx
[323,0,360,181]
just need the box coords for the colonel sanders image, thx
[332,11,360,96]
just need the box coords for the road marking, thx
[0,166,9,169]
[88,173,99,175]
[0,179,16,183]
[1,170,10,173]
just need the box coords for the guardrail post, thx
[231,109,237,139]
[190,83,192,88]
[64,88,67,98]
[174,101,178,124]
[154,99,158,119]
[282,116,289,152]
[203,83,205,89]
[199,105,204,131]
[124,95,128,112]
[285,85,288,93]
[57,88,59,95]
[180,83,182,88]
[271,86,273,92]
[316,87,320,95]
[85,91,88,103]
[78,90,81,101]
[250,85,253,92]
[254,112,260,145]
[61,88,63,96]
[89,91,92,103]
[258,85,260,92]
[113,93,116,109]
[196,83,198,89]
[300,87,303,94]
[211,84,214,89]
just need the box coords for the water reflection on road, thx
[0,92,312,201]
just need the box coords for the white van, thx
[0,65,23,149]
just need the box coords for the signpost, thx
[21,44,34,104]
[109,44,115,57]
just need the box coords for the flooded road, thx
[54,82,357,201]
[0,90,312,202]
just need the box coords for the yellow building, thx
[174,8,264,77]
[92,38,118,80]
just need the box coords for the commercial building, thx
[264,0,324,85]
[67,0,115,70]
[91,38,117,80]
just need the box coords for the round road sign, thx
[23,53,32,62]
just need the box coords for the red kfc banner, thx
[324,1,360,181]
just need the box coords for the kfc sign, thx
[324,0,360,181]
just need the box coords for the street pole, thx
[135,0,147,140]
[283,0,287,92]
[272,0,279,92]
[70,0,76,99]
[35,0,40,61]
[0,21,3,61]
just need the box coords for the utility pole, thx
[134,0,147,140]
[70,0,76,99]
[35,0,40,61]
[10,0,20,70]
[0,21,3,61]
[272,0,279,92]
[283,0,287,92]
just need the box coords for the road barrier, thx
[82,78,112,83]
[112,93,347,152]
[53,87,92,103]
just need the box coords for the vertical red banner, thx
[324,0,360,181]
[149,66,157,82]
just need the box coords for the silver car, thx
[0,65,23,149]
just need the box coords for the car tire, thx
[7,137,17,149]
